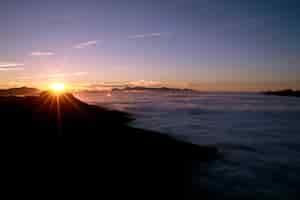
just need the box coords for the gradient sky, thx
[1,0,300,91]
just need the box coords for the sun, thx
[50,83,65,93]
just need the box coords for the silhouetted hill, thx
[263,89,300,97]
[0,91,218,199]
[112,86,196,93]
[0,86,40,96]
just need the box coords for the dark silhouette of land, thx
[0,86,40,96]
[0,89,218,199]
[263,89,300,97]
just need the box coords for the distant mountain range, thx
[112,86,196,92]
[0,86,197,96]
[0,87,40,96]
[263,89,300,97]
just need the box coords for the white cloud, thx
[128,32,168,39]
[70,72,88,76]
[0,62,24,67]
[0,62,24,71]
[31,51,55,56]
[0,67,24,71]
[73,40,99,49]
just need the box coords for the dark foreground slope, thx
[0,91,218,199]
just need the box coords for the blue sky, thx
[0,0,299,91]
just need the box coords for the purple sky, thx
[0,0,299,91]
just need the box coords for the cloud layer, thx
[73,40,99,49]
[128,32,167,39]
[31,51,55,56]
[3,31,166,74]
[0,62,24,71]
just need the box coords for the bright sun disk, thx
[50,83,65,93]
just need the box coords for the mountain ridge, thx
[112,86,197,92]
[0,87,40,96]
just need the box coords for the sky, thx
[0,0,300,91]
